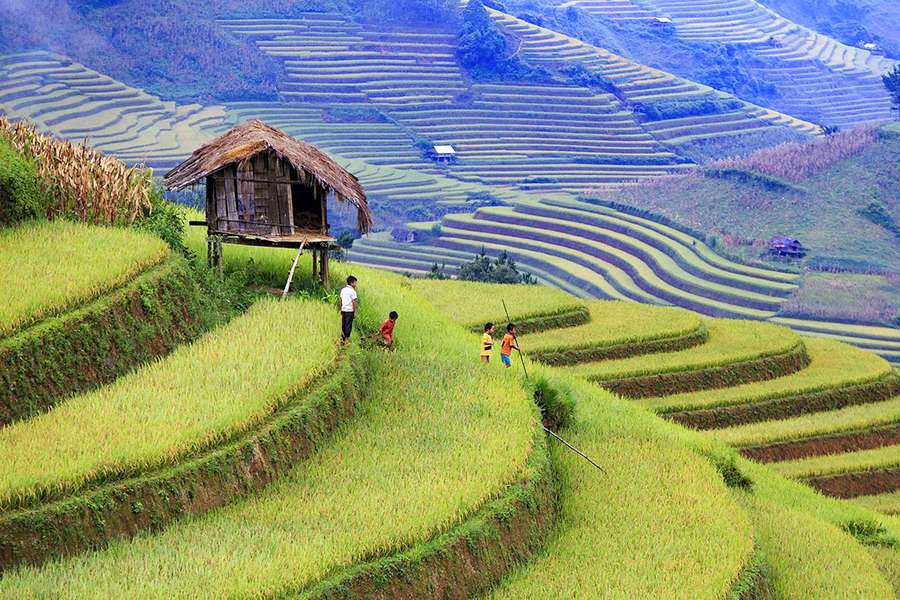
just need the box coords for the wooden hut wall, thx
[204,149,337,238]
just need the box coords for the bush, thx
[134,190,190,255]
[635,96,743,121]
[0,138,50,227]
[458,249,536,284]
[457,0,551,82]
[857,203,900,239]
[530,376,574,430]
[703,168,800,194]
[560,64,619,95]
[356,0,459,25]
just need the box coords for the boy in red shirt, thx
[500,323,518,368]
[377,311,398,349]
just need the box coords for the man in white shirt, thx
[339,275,359,344]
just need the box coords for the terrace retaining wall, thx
[0,346,371,572]
[0,256,209,425]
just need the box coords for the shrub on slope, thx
[0,138,49,226]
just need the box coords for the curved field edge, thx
[728,546,775,600]
[0,297,341,511]
[0,255,212,425]
[482,372,755,600]
[475,305,591,337]
[666,372,900,430]
[738,494,895,599]
[0,345,370,572]
[0,220,169,338]
[740,424,900,463]
[598,341,810,398]
[805,468,900,499]
[298,424,556,600]
[530,322,709,366]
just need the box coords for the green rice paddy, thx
[521,300,701,355]
[640,338,893,414]
[562,318,799,381]
[0,298,337,508]
[771,445,900,480]
[0,220,168,337]
[0,267,537,598]
[713,397,900,448]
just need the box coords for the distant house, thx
[430,144,457,164]
[862,42,883,55]
[768,236,807,258]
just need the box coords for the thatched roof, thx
[164,120,372,232]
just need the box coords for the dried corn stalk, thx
[0,117,152,225]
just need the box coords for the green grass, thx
[713,397,900,447]
[0,264,537,599]
[562,318,798,381]
[771,445,900,479]
[0,297,338,509]
[406,278,585,329]
[0,220,169,336]
[520,300,701,355]
[781,272,900,325]
[640,338,893,414]
[486,375,753,599]
[854,491,900,516]
[740,494,894,599]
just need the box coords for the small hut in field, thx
[165,120,372,287]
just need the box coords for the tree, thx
[457,248,536,284]
[457,0,508,72]
[884,65,900,116]
[426,263,449,280]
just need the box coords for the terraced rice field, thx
[3,226,897,597]
[351,194,899,366]
[0,52,224,170]
[417,279,900,508]
[0,298,337,508]
[0,266,541,597]
[487,9,821,140]
[520,300,705,363]
[580,0,898,128]
[561,318,806,394]
[0,220,168,336]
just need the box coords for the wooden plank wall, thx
[205,151,332,237]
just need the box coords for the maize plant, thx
[0,117,152,225]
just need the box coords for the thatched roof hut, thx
[165,120,373,287]
[165,120,372,237]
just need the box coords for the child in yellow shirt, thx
[480,322,494,363]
